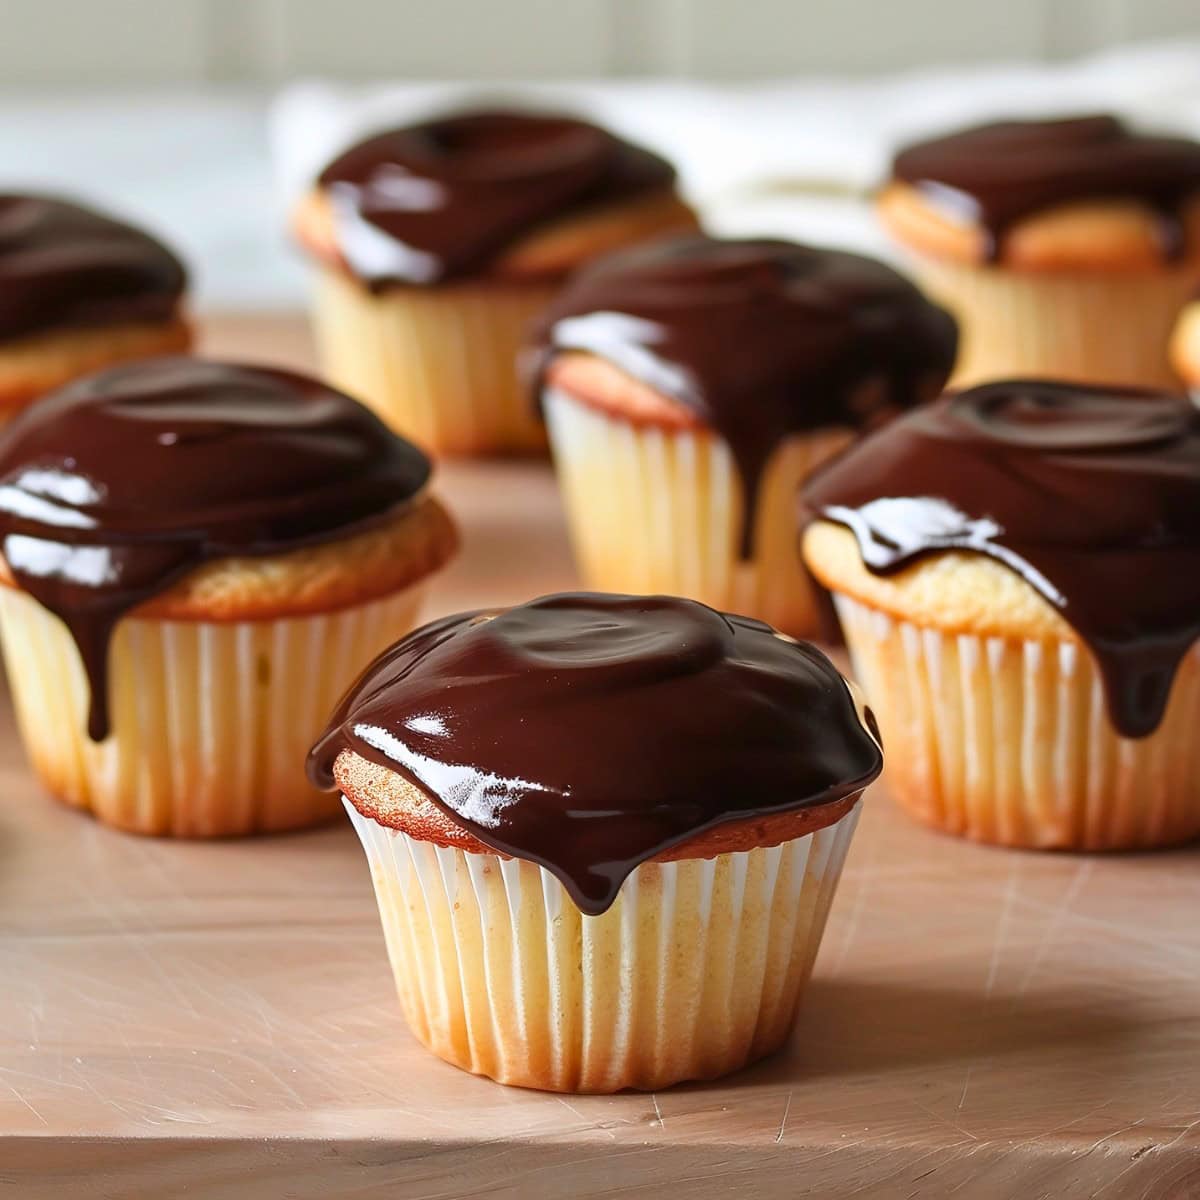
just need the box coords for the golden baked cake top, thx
[803,379,1200,738]
[1170,297,1200,385]
[0,356,444,741]
[309,592,882,914]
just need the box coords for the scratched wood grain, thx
[0,317,1197,1198]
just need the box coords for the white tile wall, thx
[270,0,614,78]
[1044,0,1125,56]
[676,0,1050,76]
[0,0,211,84]
[1,0,1197,83]
[1123,0,1200,39]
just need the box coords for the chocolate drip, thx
[0,357,432,741]
[526,235,957,555]
[318,109,676,287]
[804,381,1200,738]
[0,194,186,342]
[892,115,1200,261]
[308,593,882,915]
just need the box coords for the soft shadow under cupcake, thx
[643,979,1147,1099]
[719,978,1145,1086]
[535,979,1142,1099]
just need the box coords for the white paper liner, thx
[347,798,861,1092]
[912,258,1197,390]
[0,582,427,836]
[545,387,851,638]
[836,594,1200,849]
[311,267,554,454]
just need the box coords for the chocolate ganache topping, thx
[804,381,1200,738]
[526,234,958,554]
[308,593,882,915]
[892,114,1200,261]
[0,194,186,342]
[317,109,676,288]
[0,357,431,741]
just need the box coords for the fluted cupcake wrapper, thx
[310,267,553,455]
[0,583,427,836]
[835,595,1200,849]
[911,257,1198,390]
[545,388,851,639]
[347,799,861,1093]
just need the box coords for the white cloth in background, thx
[0,89,305,311]
[1,41,1198,310]
[269,39,1200,269]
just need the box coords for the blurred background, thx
[5,0,1200,310]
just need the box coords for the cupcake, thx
[878,115,1200,388]
[524,235,957,638]
[802,380,1200,850]
[308,592,881,1092]
[0,194,189,417]
[0,357,457,836]
[1169,294,1200,396]
[293,109,697,455]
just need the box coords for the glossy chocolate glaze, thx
[308,593,882,915]
[0,194,186,343]
[804,381,1200,738]
[318,109,677,287]
[0,357,431,741]
[526,234,957,554]
[892,114,1200,260]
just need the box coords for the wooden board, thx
[1,319,1198,1198]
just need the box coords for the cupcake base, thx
[348,799,861,1093]
[911,258,1196,389]
[0,582,427,837]
[311,267,554,455]
[835,595,1200,849]
[0,317,191,418]
[545,388,851,639]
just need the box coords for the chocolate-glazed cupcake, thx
[293,109,697,455]
[525,234,956,638]
[802,380,1200,850]
[0,195,190,417]
[308,593,881,1092]
[0,357,457,836]
[878,115,1200,388]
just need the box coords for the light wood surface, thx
[1,318,1198,1198]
